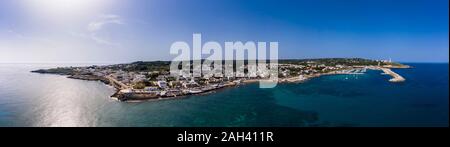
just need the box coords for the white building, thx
[157,81,168,89]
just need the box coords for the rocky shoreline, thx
[32,66,409,102]
[35,68,370,102]
[31,59,410,102]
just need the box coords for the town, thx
[32,58,409,101]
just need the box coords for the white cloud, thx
[88,14,124,32]
[70,14,124,46]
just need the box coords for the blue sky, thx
[0,0,448,63]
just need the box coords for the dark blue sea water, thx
[0,63,448,127]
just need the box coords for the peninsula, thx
[31,58,410,102]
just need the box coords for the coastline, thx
[30,59,411,102]
[4,63,445,127]
[49,66,407,102]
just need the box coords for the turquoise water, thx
[0,63,448,127]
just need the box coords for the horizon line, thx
[1,60,448,65]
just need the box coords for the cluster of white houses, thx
[70,61,375,98]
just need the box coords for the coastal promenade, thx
[105,75,130,89]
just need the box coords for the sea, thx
[0,63,448,127]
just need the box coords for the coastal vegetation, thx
[31,67,75,75]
